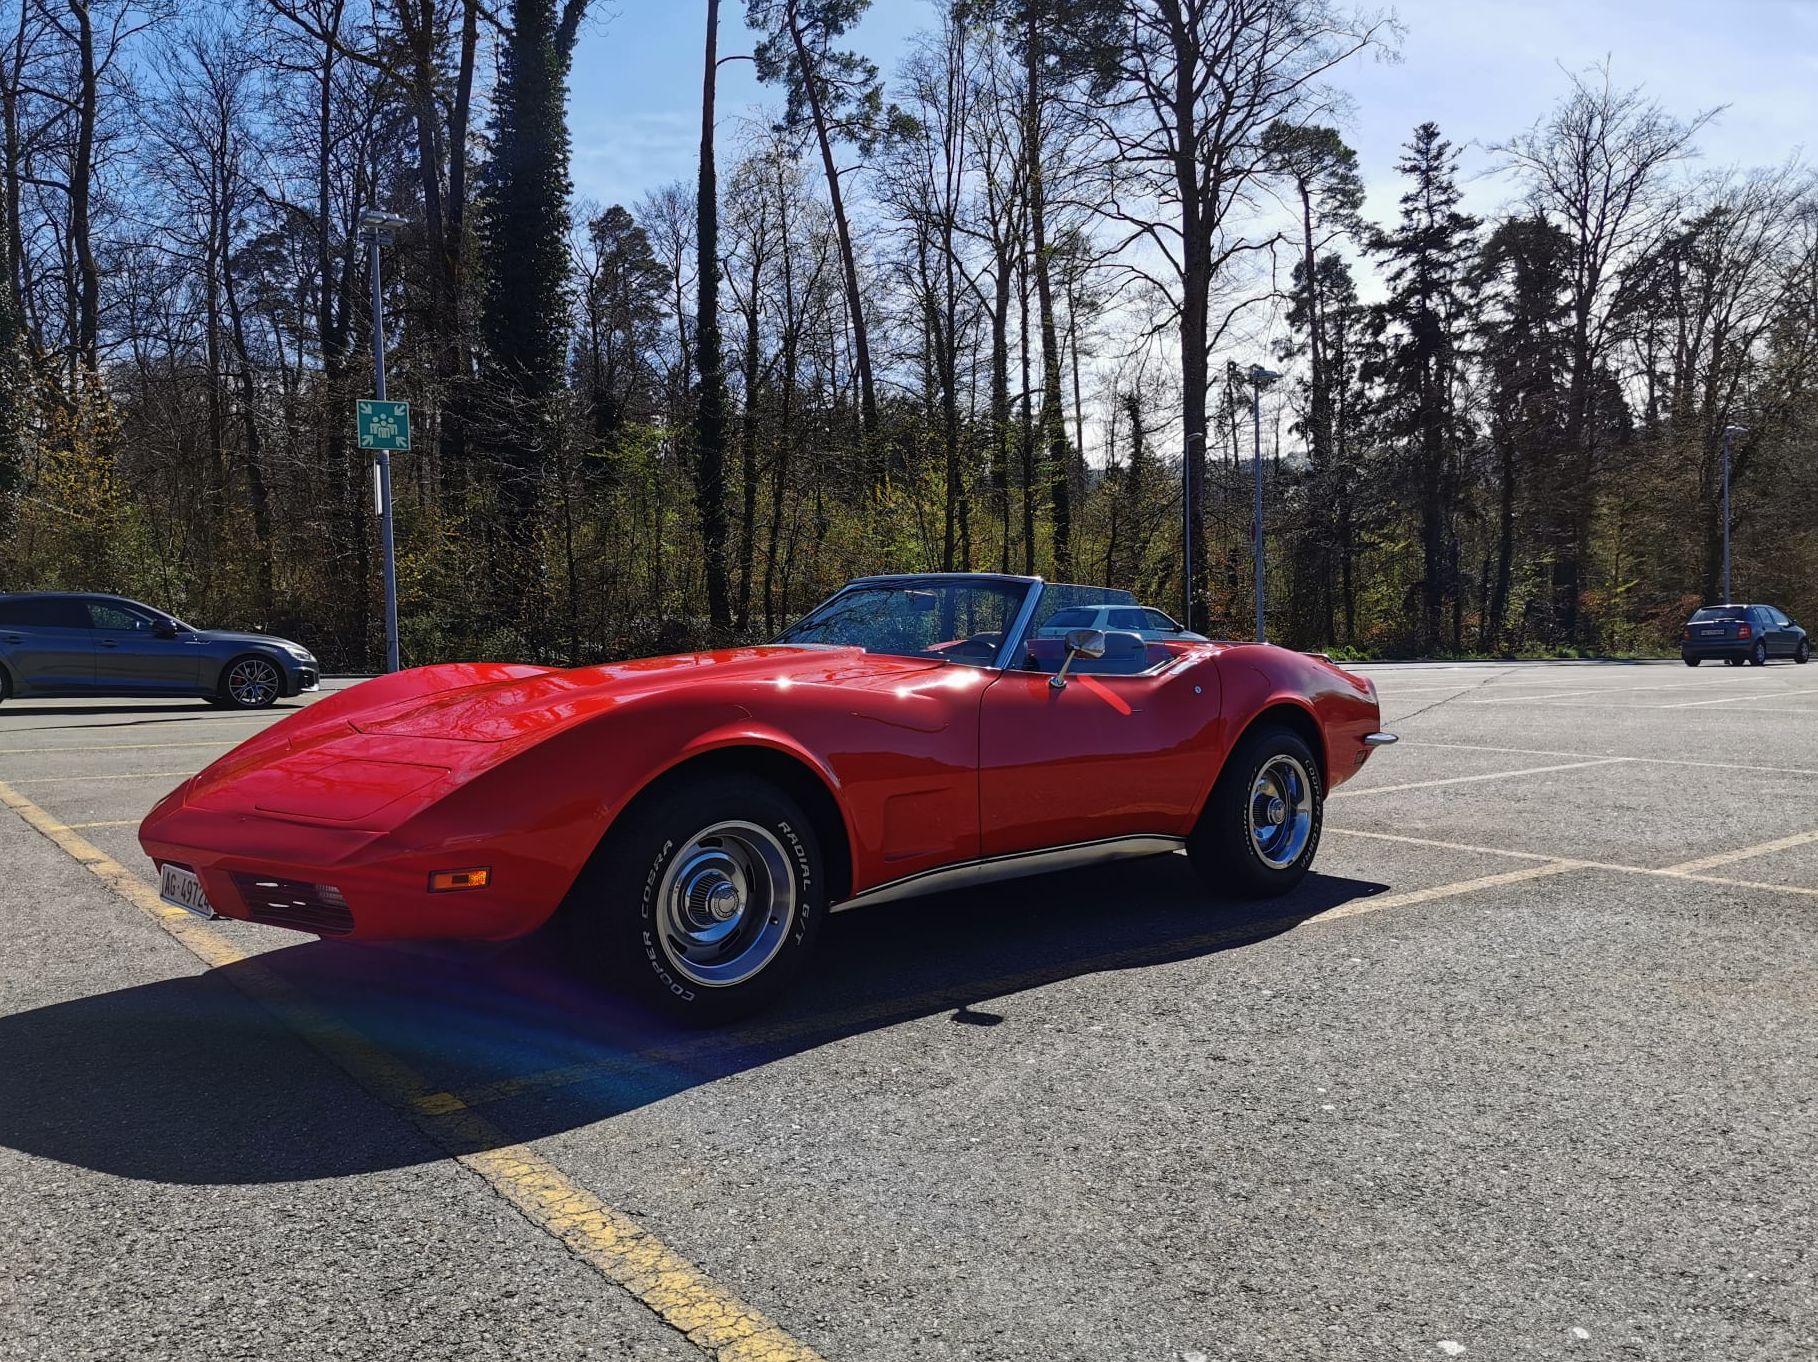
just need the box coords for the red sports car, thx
[140,574,1395,1021]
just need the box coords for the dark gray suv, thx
[0,593,318,708]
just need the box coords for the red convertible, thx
[140,574,1394,1021]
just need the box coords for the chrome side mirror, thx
[1050,627,1107,690]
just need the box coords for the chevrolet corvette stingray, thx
[140,574,1395,1021]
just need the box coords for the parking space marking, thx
[0,739,238,755]
[1399,740,1818,778]
[1661,829,1818,874]
[1659,688,1818,709]
[4,769,193,785]
[65,819,140,830]
[0,775,828,1362]
[1329,827,1818,899]
[1330,757,1629,799]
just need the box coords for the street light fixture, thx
[1248,365,1282,642]
[1721,423,1747,604]
[357,209,411,673]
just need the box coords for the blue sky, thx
[567,0,1817,227]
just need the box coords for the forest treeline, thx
[1,0,1814,669]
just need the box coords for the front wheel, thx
[1189,725,1324,898]
[220,654,283,708]
[570,776,826,1023]
[1796,639,1810,665]
[1751,641,1768,667]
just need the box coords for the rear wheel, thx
[1751,640,1768,667]
[219,654,283,708]
[569,775,826,1023]
[1683,656,1701,667]
[1189,724,1324,899]
[0,664,10,703]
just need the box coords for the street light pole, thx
[1248,365,1281,642]
[359,209,410,673]
[1721,423,1746,602]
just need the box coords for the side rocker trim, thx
[833,834,1185,912]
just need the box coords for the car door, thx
[0,597,96,692]
[977,647,1222,858]
[86,598,202,692]
[1767,608,1797,656]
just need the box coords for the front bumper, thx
[139,788,560,943]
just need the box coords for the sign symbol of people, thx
[357,400,411,451]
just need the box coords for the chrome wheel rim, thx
[1248,754,1314,870]
[655,820,796,988]
[227,658,279,706]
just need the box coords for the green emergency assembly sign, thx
[357,400,411,451]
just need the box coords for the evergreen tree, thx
[480,0,590,639]
[1472,214,1573,649]
[1374,122,1480,652]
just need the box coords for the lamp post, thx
[358,208,410,673]
[1721,423,1746,603]
[1248,365,1282,642]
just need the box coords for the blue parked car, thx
[0,592,319,708]
[1680,603,1809,667]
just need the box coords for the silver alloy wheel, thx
[226,656,280,707]
[1247,753,1314,870]
[655,820,797,988]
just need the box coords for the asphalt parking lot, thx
[1,660,1814,1362]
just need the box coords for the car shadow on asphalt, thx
[0,854,1387,1185]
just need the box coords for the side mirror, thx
[153,619,178,639]
[1050,627,1108,690]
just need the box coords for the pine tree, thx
[479,0,590,640]
[1374,122,1480,653]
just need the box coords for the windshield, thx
[777,580,1028,665]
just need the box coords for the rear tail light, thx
[1738,623,1752,639]
[1682,627,1691,641]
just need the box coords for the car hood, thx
[349,644,942,743]
[193,628,308,653]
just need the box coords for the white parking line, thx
[1399,740,1818,779]
[1330,757,1630,799]
[1659,687,1818,709]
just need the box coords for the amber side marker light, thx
[429,867,491,892]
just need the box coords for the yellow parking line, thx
[1329,757,1629,799]
[66,819,140,830]
[1328,827,1818,899]
[0,739,238,754]
[0,775,826,1362]
[5,769,194,784]
[1661,828,1818,874]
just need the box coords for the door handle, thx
[98,638,119,648]
[1,634,20,644]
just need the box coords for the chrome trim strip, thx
[1363,732,1398,746]
[833,834,1186,912]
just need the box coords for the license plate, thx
[158,863,216,919]
[1698,628,1724,637]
